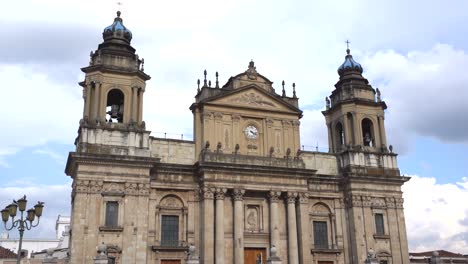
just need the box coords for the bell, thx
[108,105,120,119]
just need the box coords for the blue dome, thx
[337,49,363,75]
[102,11,132,43]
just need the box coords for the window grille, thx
[105,201,119,227]
[313,221,328,249]
[161,215,179,246]
[375,213,385,235]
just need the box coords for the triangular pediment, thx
[204,85,301,114]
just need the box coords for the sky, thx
[0,0,468,254]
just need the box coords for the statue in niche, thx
[246,209,258,231]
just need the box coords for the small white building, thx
[0,215,70,257]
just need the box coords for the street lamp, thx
[1,195,44,264]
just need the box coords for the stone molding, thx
[72,179,149,196]
[344,195,403,209]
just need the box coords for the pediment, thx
[206,86,300,114]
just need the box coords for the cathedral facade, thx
[65,12,410,264]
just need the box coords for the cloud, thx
[403,175,468,253]
[0,183,71,239]
[0,65,82,155]
[33,148,65,165]
[361,44,468,153]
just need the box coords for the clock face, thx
[244,125,258,139]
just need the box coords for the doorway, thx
[244,248,267,264]
[160,260,181,264]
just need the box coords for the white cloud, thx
[0,65,82,155]
[403,175,468,253]
[33,148,66,165]
[362,44,468,153]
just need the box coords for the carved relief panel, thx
[245,204,264,232]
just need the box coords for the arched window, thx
[335,122,344,149]
[361,118,374,147]
[155,195,187,248]
[310,203,334,250]
[106,89,124,123]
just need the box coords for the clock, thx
[244,125,258,139]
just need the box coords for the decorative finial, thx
[246,60,258,79]
[345,39,351,54]
[282,80,285,97]
[197,79,200,92]
[208,80,211,87]
[117,10,121,17]
[215,71,219,88]
[141,58,144,71]
[292,83,297,98]
[203,70,207,87]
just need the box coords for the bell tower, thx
[76,11,151,156]
[323,47,388,153]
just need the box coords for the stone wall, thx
[150,138,195,164]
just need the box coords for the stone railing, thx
[199,150,305,169]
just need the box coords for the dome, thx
[102,11,132,43]
[337,48,363,75]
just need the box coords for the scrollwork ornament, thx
[125,182,139,196]
[286,192,298,204]
[73,180,89,193]
[215,188,227,200]
[268,191,281,203]
[89,180,103,193]
[362,196,372,207]
[298,193,309,204]
[385,197,396,208]
[138,183,150,195]
[395,197,404,208]
[351,195,363,207]
[232,189,245,201]
[201,187,214,200]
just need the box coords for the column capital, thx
[232,189,245,201]
[201,187,214,200]
[298,192,309,204]
[215,188,227,200]
[268,191,282,203]
[286,192,298,204]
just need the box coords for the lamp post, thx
[1,195,44,264]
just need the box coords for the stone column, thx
[268,191,281,252]
[326,123,333,152]
[131,86,138,123]
[286,192,299,264]
[137,88,143,123]
[84,83,92,118]
[233,189,245,264]
[378,115,387,148]
[215,188,227,264]
[202,188,214,264]
[92,82,100,122]
[351,112,359,145]
[297,193,311,264]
